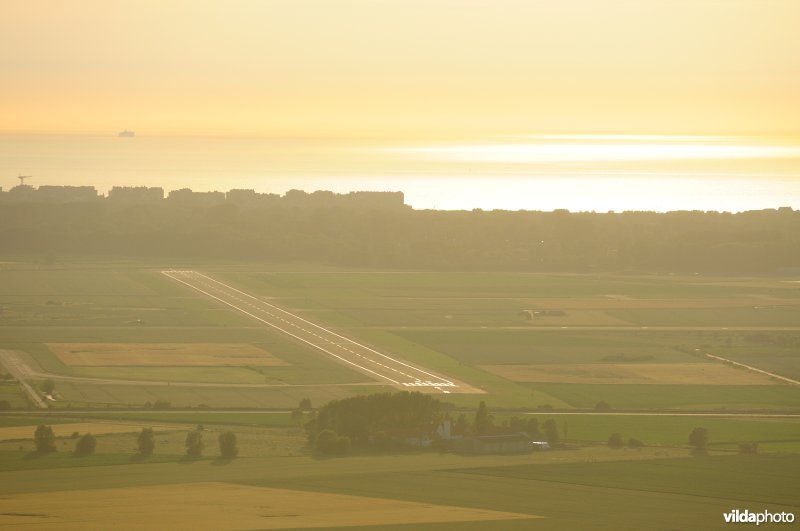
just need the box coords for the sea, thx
[2,133,799,212]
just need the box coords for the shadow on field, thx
[211,457,234,466]
[24,451,52,460]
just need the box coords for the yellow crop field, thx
[0,422,181,442]
[48,343,287,367]
[0,482,538,530]
[481,362,779,385]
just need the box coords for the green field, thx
[2,263,799,414]
[509,413,800,450]
[528,383,800,410]
[73,410,296,427]
[243,453,800,530]
[0,382,29,408]
[2,446,796,530]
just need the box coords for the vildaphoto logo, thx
[723,509,795,525]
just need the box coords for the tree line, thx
[31,424,238,459]
[1,201,798,273]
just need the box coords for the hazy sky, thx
[1,0,798,137]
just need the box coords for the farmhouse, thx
[454,434,535,455]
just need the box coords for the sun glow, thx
[400,136,800,164]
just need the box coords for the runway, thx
[162,270,481,394]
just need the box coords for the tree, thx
[607,432,624,448]
[474,401,491,435]
[34,425,56,453]
[74,433,96,456]
[291,409,304,424]
[316,429,350,455]
[137,427,155,456]
[454,414,470,436]
[738,442,759,454]
[185,429,204,458]
[595,400,611,411]
[42,379,55,395]
[542,419,559,444]
[0,399,11,410]
[218,431,238,458]
[689,427,708,450]
[525,418,540,438]
[299,397,312,411]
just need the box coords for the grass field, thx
[512,413,800,450]
[454,454,799,507]
[74,410,296,427]
[44,380,386,409]
[712,343,800,381]
[243,453,800,531]
[68,365,268,384]
[49,342,287,367]
[2,264,799,412]
[0,381,29,408]
[224,270,800,328]
[481,362,777,385]
[3,262,800,528]
[394,329,716,365]
[0,425,796,531]
[528,383,800,410]
[0,421,183,442]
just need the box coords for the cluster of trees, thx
[742,333,800,348]
[306,392,442,453]
[468,402,561,443]
[181,426,238,459]
[607,433,643,449]
[1,201,798,273]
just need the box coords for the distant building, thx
[108,186,164,203]
[226,189,258,204]
[2,185,98,202]
[436,417,452,440]
[453,434,537,455]
[281,189,405,208]
[167,188,225,206]
[226,189,281,206]
[36,185,99,202]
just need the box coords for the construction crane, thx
[18,175,32,186]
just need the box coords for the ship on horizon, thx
[118,130,135,138]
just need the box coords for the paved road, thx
[0,350,48,409]
[163,270,480,394]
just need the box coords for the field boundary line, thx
[701,350,800,386]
